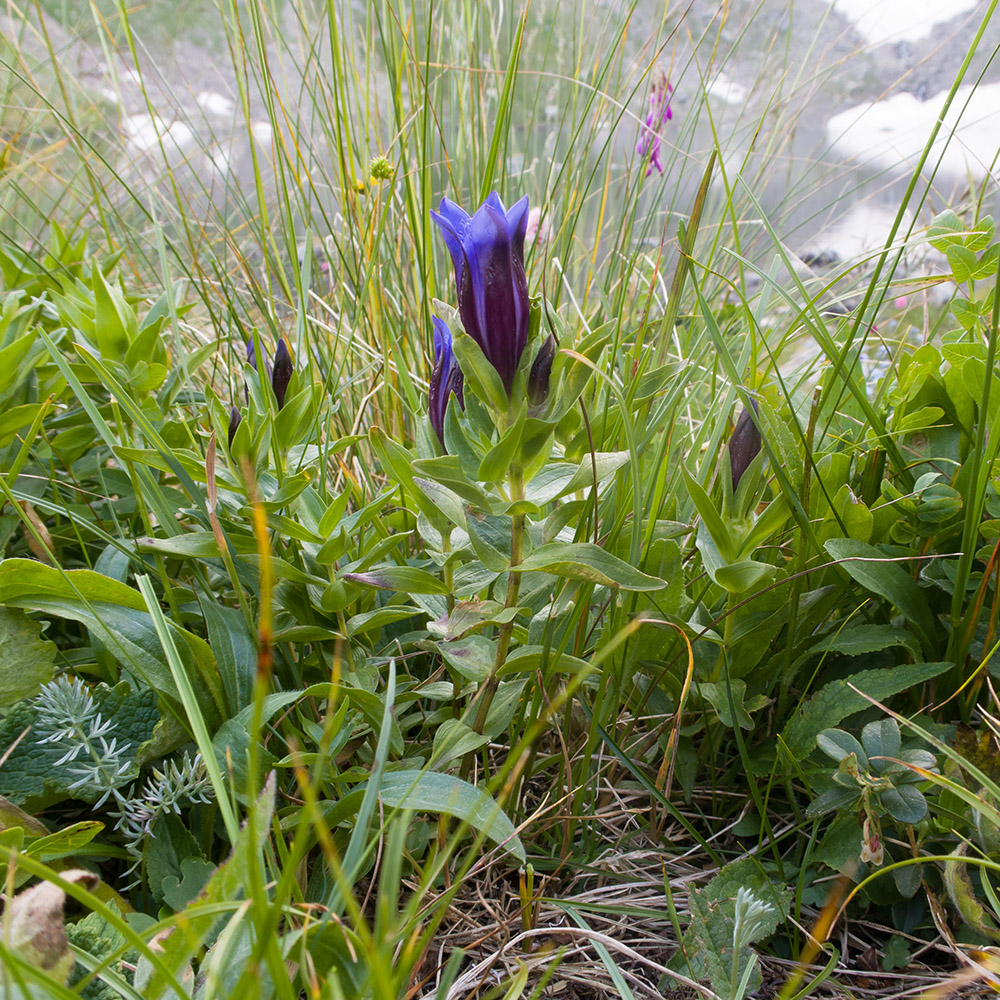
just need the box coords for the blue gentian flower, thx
[431,192,530,396]
[428,317,464,448]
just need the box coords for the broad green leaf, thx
[137,531,256,558]
[25,821,103,862]
[715,558,774,594]
[201,602,255,715]
[927,209,965,252]
[427,601,524,640]
[861,719,901,770]
[431,719,490,766]
[556,451,631,500]
[700,679,754,729]
[966,216,995,251]
[823,539,937,651]
[0,558,146,611]
[682,464,735,562]
[450,326,509,413]
[0,607,56,708]
[412,477,467,529]
[946,244,978,284]
[347,606,423,636]
[514,541,665,591]
[816,729,868,768]
[478,407,525,483]
[437,635,496,682]
[0,560,226,724]
[881,784,927,825]
[497,645,591,678]
[368,427,450,533]
[376,770,525,862]
[344,566,450,595]
[781,661,951,758]
[91,264,136,361]
[411,455,497,510]
[788,624,921,677]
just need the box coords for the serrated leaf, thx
[781,661,951,759]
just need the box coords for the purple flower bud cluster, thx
[228,336,294,450]
[428,317,464,447]
[636,76,673,177]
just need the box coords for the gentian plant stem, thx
[472,467,525,736]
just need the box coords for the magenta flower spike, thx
[636,77,673,177]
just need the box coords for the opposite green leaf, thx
[514,541,666,591]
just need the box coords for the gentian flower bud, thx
[428,317,464,448]
[246,334,272,379]
[430,191,530,396]
[527,334,556,407]
[728,400,761,492]
[227,406,242,450]
[272,338,293,409]
[245,334,272,403]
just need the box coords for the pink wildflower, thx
[636,75,673,177]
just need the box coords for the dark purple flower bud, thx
[272,338,293,409]
[728,400,761,492]
[527,335,556,407]
[428,317,465,448]
[228,406,242,450]
[430,191,530,396]
[245,335,271,403]
[246,334,272,378]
